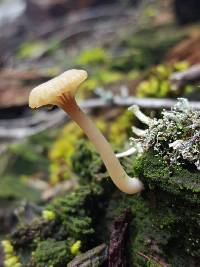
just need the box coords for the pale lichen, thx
[130,98,200,171]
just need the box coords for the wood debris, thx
[67,243,108,267]
[108,208,131,267]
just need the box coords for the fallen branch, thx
[0,96,200,142]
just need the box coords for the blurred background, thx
[0,0,200,264]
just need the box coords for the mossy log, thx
[2,141,200,267]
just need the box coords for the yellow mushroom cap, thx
[29,69,88,108]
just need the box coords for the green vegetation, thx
[1,11,199,267]
[76,48,109,66]
[7,131,55,176]
[48,122,84,184]
[74,24,188,96]
[131,98,200,172]
[33,239,70,267]
[5,139,199,266]
[0,176,40,201]
[49,111,134,184]
[110,25,187,72]
[136,62,192,97]
[17,41,59,60]
[3,142,109,265]
[133,150,200,203]
[130,150,200,266]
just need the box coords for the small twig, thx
[1,96,200,142]
[137,252,169,267]
[170,64,200,90]
[113,96,200,110]
[67,243,108,267]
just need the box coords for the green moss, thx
[17,41,59,60]
[48,186,95,240]
[49,122,84,184]
[76,48,109,66]
[128,150,200,266]
[72,140,106,183]
[133,150,200,203]
[10,185,100,265]
[80,69,124,92]
[33,239,70,267]
[7,131,55,176]
[75,24,187,93]
[136,62,191,98]
[8,140,200,266]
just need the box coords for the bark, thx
[109,208,131,267]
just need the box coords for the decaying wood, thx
[67,243,108,267]
[170,64,200,90]
[109,208,131,267]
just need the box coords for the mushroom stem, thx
[61,97,143,194]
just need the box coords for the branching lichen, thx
[130,98,200,171]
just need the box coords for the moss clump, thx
[134,150,200,204]
[16,41,59,60]
[8,141,113,266]
[49,122,84,184]
[76,48,109,66]
[33,239,70,267]
[72,140,107,183]
[48,185,95,241]
[136,62,192,98]
[128,150,200,266]
[49,120,107,185]
[10,186,95,266]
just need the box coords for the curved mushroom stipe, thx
[29,69,144,194]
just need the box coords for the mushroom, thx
[29,69,143,194]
